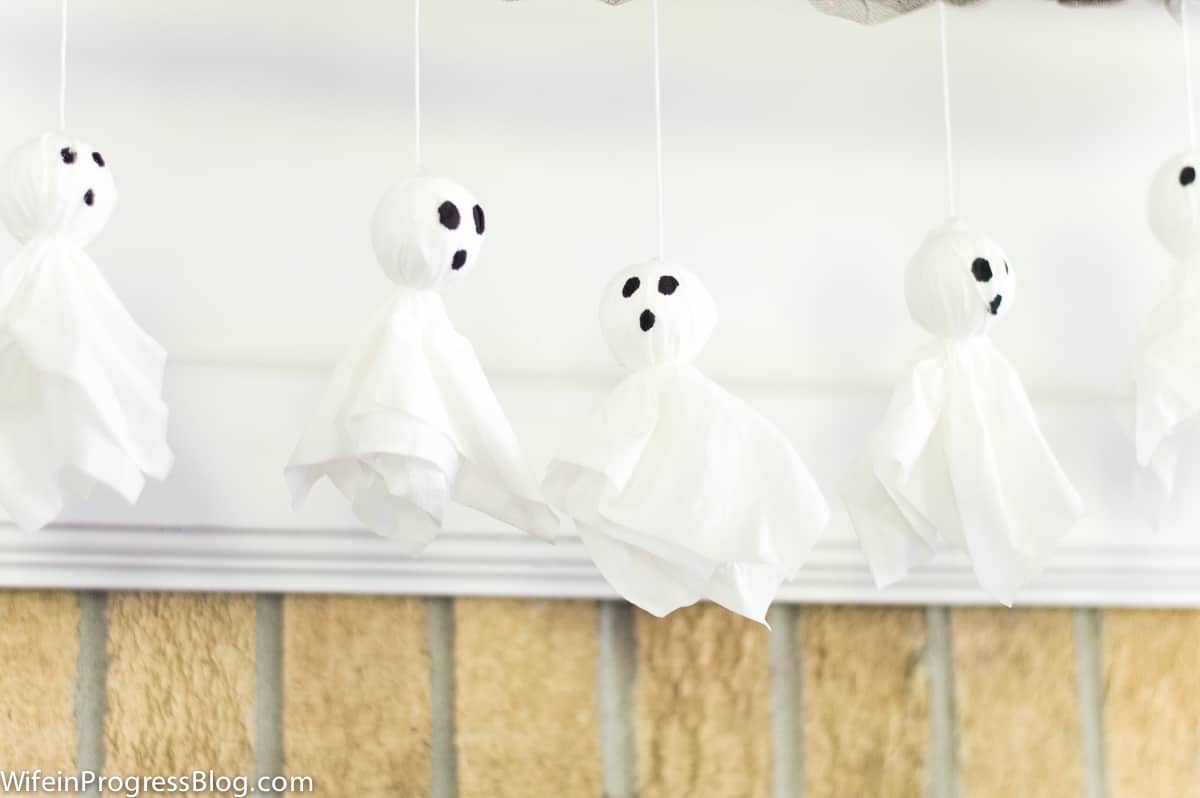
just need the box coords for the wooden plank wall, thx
[0,592,1197,797]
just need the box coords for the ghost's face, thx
[904,219,1014,339]
[0,133,116,246]
[1149,151,1200,259]
[371,176,486,290]
[600,261,717,370]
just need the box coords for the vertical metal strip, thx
[598,601,638,798]
[427,597,458,798]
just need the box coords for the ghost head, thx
[1149,151,1200,259]
[600,261,717,370]
[0,133,116,247]
[904,219,1014,340]
[371,176,487,290]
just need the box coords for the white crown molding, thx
[1,526,1198,607]
[0,362,1196,607]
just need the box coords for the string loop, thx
[937,0,956,218]
[58,0,69,131]
[1184,0,1197,149]
[652,0,664,261]
[414,0,422,173]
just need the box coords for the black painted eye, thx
[971,258,992,283]
[92,152,105,167]
[658,275,679,295]
[1004,260,1009,274]
[60,147,76,164]
[622,277,641,298]
[438,201,461,230]
[1182,166,1196,187]
[989,295,1003,315]
[83,189,95,207]
[451,250,467,270]
[639,309,655,331]
[472,204,485,235]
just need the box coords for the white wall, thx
[0,0,1183,393]
[2,0,1199,600]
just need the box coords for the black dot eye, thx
[971,257,993,283]
[438,201,461,230]
[83,189,95,206]
[639,309,656,331]
[60,147,76,164]
[989,295,1003,315]
[472,204,485,235]
[622,277,641,298]
[658,275,679,295]
[92,152,105,167]
[1182,166,1196,187]
[1004,260,1009,274]
[451,250,467,270]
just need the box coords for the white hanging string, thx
[937,0,956,218]
[58,0,69,131]
[413,0,422,173]
[651,0,665,261]
[1184,0,1198,148]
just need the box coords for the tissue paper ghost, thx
[1135,152,1200,502]
[542,262,831,623]
[843,219,1083,605]
[0,133,172,531]
[286,176,558,551]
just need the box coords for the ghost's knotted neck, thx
[1152,153,1200,248]
[599,260,717,374]
[904,219,1013,345]
[370,176,487,293]
[0,132,116,253]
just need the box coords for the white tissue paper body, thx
[286,176,559,552]
[542,261,831,623]
[1135,152,1200,506]
[0,133,172,531]
[843,219,1083,605]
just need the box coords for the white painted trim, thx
[0,526,1198,607]
[0,362,1197,607]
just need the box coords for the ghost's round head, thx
[904,219,1014,339]
[0,133,116,246]
[371,176,486,290]
[600,261,716,370]
[1149,151,1200,259]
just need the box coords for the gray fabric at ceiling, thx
[809,0,1141,26]
[513,0,1141,13]
[809,0,951,25]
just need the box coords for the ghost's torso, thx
[0,237,169,493]
[1,237,165,380]
[892,341,1054,535]
[379,294,521,458]
[860,337,1082,600]
[1136,257,1200,464]
[554,363,824,566]
[289,288,545,530]
[303,290,495,468]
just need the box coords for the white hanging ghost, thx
[843,219,1083,605]
[0,133,172,531]
[286,176,559,551]
[543,262,831,623]
[1134,152,1200,503]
